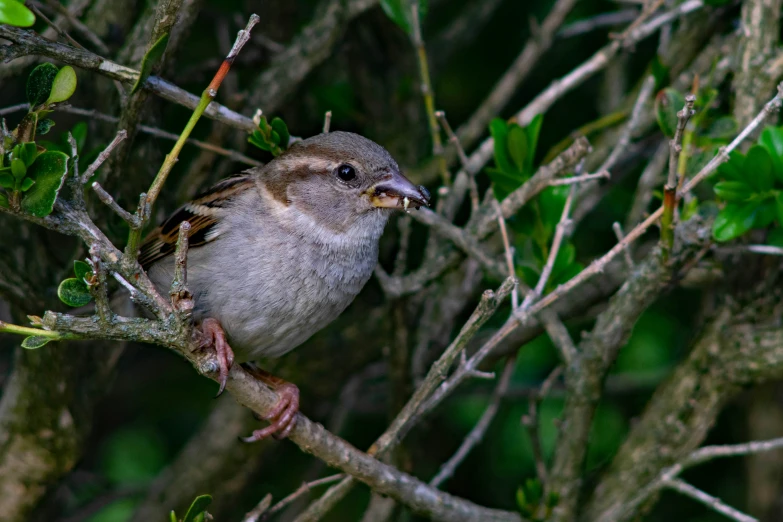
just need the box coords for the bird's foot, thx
[196,318,235,396]
[241,367,300,441]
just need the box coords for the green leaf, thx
[489,118,514,174]
[248,131,273,152]
[182,495,212,522]
[759,125,783,183]
[46,66,77,104]
[654,88,685,138]
[270,117,290,151]
[169,511,177,522]
[19,177,35,192]
[0,172,13,189]
[524,114,543,172]
[379,0,427,34]
[486,167,522,201]
[506,124,528,174]
[0,192,8,208]
[71,122,88,152]
[776,192,783,225]
[131,33,170,94]
[57,278,92,307]
[712,202,759,242]
[0,0,35,27]
[754,198,777,228]
[15,142,38,168]
[705,116,738,140]
[650,55,669,90]
[20,151,69,217]
[21,336,53,349]
[717,151,745,181]
[11,158,26,180]
[74,260,92,281]
[270,129,280,145]
[27,63,60,108]
[36,118,55,135]
[713,181,753,201]
[516,486,528,512]
[744,145,774,191]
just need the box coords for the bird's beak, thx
[368,171,431,210]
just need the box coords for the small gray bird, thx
[139,131,429,440]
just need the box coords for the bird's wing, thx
[139,175,255,269]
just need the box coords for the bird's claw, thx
[196,318,235,396]
[242,382,300,442]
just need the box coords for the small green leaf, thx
[57,278,92,307]
[379,0,427,34]
[71,122,88,152]
[489,118,514,174]
[506,124,528,174]
[0,172,13,189]
[11,158,26,180]
[15,142,39,168]
[744,145,774,191]
[524,114,543,172]
[0,0,35,27]
[21,336,53,349]
[36,118,55,136]
[27,63,60,108]
[74,260,92,281]
[182,495,212,522]
[713,181,753,201]
[131,33,170,94]
[248,131,273,152]
[169,510,177,522]
[654,88,685,138]
[0,193,7,208]
[650,55,669,90]
[270,129,280,145]
[705,116,738,140]
[486,167,522,201]
[46,66,77,104]
[516,486,528,511]
[776,192,783,225]
[270,117,290,151]
[19,177,35,192]
[759,125,783,183]
[20,151,69,217]
[712,202,758,242]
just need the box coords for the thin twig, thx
[663,479,757,522]
[522,366,563,484]
[437,110,478,211]
[256,474,346,521]
[549,171,610,185]
[493,199,519,309]
[80,130,128,184]
[27,3,85,50]
[91,183,136,224]
[42,0,110,53]
[0,105,262,166]
[430,355,517,488]
[322,110,332,133]
[523,184,576,308]
[612,222,635,269]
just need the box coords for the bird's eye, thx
[336,164,357,182]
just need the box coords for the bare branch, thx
[81,130,128,184]
[663,479,757,522]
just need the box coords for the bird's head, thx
[257,131,429,233]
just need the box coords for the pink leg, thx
[241,367,300,441]
[197,318,235,396]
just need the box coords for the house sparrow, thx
[139,131,429,440]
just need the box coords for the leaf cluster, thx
[248,115,291,156]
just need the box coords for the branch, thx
[0,25,258,133]
[663,479,757,522]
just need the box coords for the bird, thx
[137,131,430,440]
